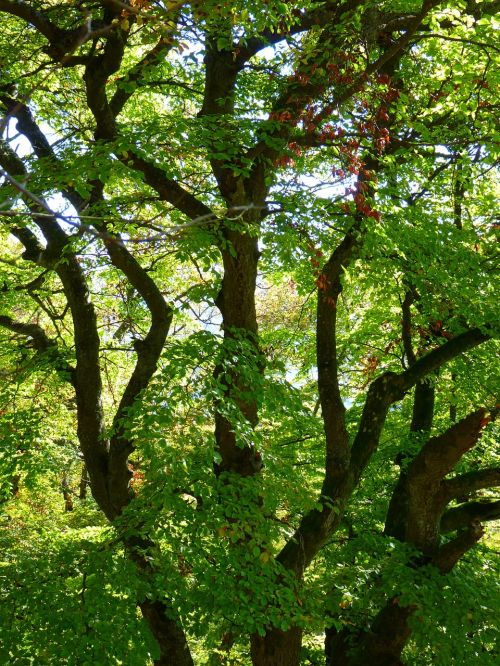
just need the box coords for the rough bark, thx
[61,473,74,512]
[139,600,194,666]
[440,499,500,533]
[326,598,414,666]
[250,627,302,666]
[79,464,89,500]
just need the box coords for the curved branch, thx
[411,409,487,482]
[0,313,76,384]
[317,226,359,492]
[0,0,64,43]
[84,28,128,141]
[110,39,176,117]
[0,96,86,211]
[432,520,484,573]
[440,500,500,533]
[0,144,111,517]
[442,467,500,501]
[124,152,215,222]
[248,0,444,164]
[235,1,366,66]
[102,230,173,515]
[400,329,492,395]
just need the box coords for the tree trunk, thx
[125,535,194,665]
[79,463,88,499]
[250,626,302,666]
[325,599,414,666]
[139,599,194,666]
[61,473,74,512]
[11,473,20,496]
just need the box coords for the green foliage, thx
[0,496,156,664]
[0,0,498,664]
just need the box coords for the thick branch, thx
[432,521,484,573]
[0,140,70,260]
[440,500,500,533]
[334,334,490,553]
[1,95,52,159]
[398,328,491,394]
[1,96,86,211]
[0,0,65,44]
[317,226,361,493]
[385,410,489,550]
[84,33,215,222]
[0,313,75,383]
[275,142,488,578]
[101,231,173,515]
[409,409,487,483]
[0,1,99,63]
[442,467,500,501]
[0,141,111,517]
[0,159,45,258]
[124,152,215,222]
[1,102,176,519]
[84,28,128,141]
[213,225,263,476]
[410,380,435,433]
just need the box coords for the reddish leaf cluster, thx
[274,154,296,168]
[317,123,344,142]
[270,109,299,126]
[315,272,329,292]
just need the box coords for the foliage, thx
[0,1,498,664]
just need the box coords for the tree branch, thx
[409,409,487,483]
[124,152,215,222]
[0,0,65,44]
[440,500,500,533]
[442,467,500,501]
[110,39,176,117]
[234,2,361,65]
[432,520,484,573]
[248,0,444,165]
[317,223,365,494]
[0,313,76,384]
[398,328,491,396]
[0,96,86,211]
[99,227,174,515]
[401,290,417,367]
[0,142,112,518]
[83,27,128,141]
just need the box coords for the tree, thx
[0,1,498,664]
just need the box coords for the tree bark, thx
[325,599,414,666]
[79,463,88,500]
[139,600,194,666]
[61,473,74,512]
[250,627,302,666]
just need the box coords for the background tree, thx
[0,1,498,664]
